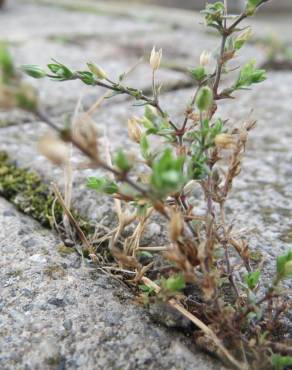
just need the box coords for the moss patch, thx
[0,151,63,227]
[0,151,94,236]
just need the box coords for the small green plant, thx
[21,0,291,368]
[0,42,38,111]
[261,33,292,69]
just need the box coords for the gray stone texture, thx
[0,197,224,370]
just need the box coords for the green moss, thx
[0,151,63,227]
[0,151,94,237]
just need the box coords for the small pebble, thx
[63,319,73,331]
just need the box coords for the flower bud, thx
[199,50,211,66]
[38,133,69,166]
[214,133,237,150]
[87,62,107,80]
[150,46,162,71]
[190,66,206,82]
[128,117,142,143]
[21,64,46,79]
[195,86,213,112]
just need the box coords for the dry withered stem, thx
[141,277,247,370]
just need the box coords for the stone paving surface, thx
[0,197,225,370]
[0,0,292,369]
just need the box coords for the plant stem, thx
[35,109,148,197]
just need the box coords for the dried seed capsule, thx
[128,117,142,143]
[214,133,237,150]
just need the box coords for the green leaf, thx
[47,60,74,80]
[138,284,155,294]
[271,354,292,370]
[233,28,253,51]
[248,0,261,6]
[188,148,208,180]
[235,60,266,89]
[114,150,132,172]
[246,0,263,15]
[151,148,185,196]
[164,274,185,293]
[139,251,153,258]
[276,250,292,279]
[244,270,261,290]
[78,71,96,85]
[87,176,118,195]
[201,2,225,28]
[140,134,150,160]
[21,64,46,79]
[189,66,206,82]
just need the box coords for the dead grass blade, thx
[52,183,92,252]
[141,277,247,370]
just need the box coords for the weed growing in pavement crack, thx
[9,0,292,368]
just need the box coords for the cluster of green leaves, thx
[150,148,185,197]
[87,176,118,195]
[234,60,267,90]
[114,150,133,173]
[244,270,261,290]
[187,118,224,179]
[140,106,172,138]
[162,274,185,294]
[48,60,76,81]
[201,2,225,30]
[22,60,75,81]
[271,354,292,370]
[138,283,156,296]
